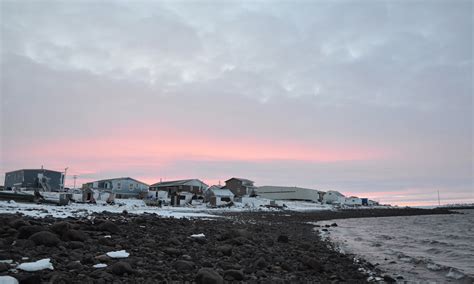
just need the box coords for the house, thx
[204,186,235,206]
[322,190,345,204]
[256,186,323,202]
[83,177,149,199]
[224,178,257,197]
[345,196,362,206]
[149,179,208,195]
[4,168,64,191]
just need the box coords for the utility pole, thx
[73,175,77,190]
[63,167,68,191]
[438,190,441,206]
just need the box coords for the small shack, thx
[205,186,234,206]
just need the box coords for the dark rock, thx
[331,223,338,227]
[383,275,396,282]
[277,235,289,243]
[217,245,233,256]
[224,269,244,281]
[16,274,41,284]
[0,262,9,272]
[163,247,181,256]
[29,231,60,246]
[254,257,268,269]
[66,261,83,270]
[18,225,45,239]
[302,256,324,272]
[67,241,85,249]
[14,239,35,248]
[109,261,134,276]
[195,268,224,284]
[62,229,88,242]
[98,221,120,233]
[173,260,195,271]
[51,222,72,235]
[9,219,29,229]
[219,261,242,271]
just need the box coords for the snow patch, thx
[93,263,108,268]
[17,258,54,272]
[190,233,205,238]
[106,250,129,258]
[0,276,19,284]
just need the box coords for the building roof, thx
[258,185,322,193]
[150,179,207,188]
[93,177,149,186]
[6,169,62,174]
[209,188,234,197]
[225,177,254,184]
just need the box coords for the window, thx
[117,182,121,189]
[129,183,133,190]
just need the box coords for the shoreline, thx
[0,207,455,283]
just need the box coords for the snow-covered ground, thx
[0,197,338,219]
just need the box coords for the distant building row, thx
[3,168,378,206]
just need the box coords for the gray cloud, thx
[1,0,472,204]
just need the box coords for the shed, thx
[205,186,234,206]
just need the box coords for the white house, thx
[84,177,149,199]
[256,186,323,202]
[205,186,235,206]
[344,196,363,206]
[322,190,346,204]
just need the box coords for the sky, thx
[0,0,472,206]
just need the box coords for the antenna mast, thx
[437,190,441,206]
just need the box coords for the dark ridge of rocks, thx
[28,231,60,247]
[0,207,455,283]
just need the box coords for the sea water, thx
[319,209,474,283]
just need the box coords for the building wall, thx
[323,191,345,204]
[89,178,148,198]
[151,181,207,195]
[5,169,63,190]
[256,186,321,202]
[225,179,248,197]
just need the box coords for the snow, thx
[0,260,13,264]
[0,196,381,220]
[93,263,108,268]
[106,250,129,258]
[190,233,205,238]
[17,258,54,272]
[0,276,18,284]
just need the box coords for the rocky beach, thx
[0,208,454,283]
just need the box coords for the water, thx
[318,210,474,283]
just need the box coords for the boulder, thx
[277,235,289,243]
[62,229,88,242]
[163,247,181,256]
[18,226,45,239]
[254,257,268,269]
[217,245,233,256]
[195,268,223,284]
[98,221,120,234]
[29,231,60,247]
[224,269,244,281]
[0,262,9,272]
[109,261,134,276]
[50,222,72,235]
[173,260,195,271]
[67,241,85,249]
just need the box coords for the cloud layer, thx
[1,0,472,205]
